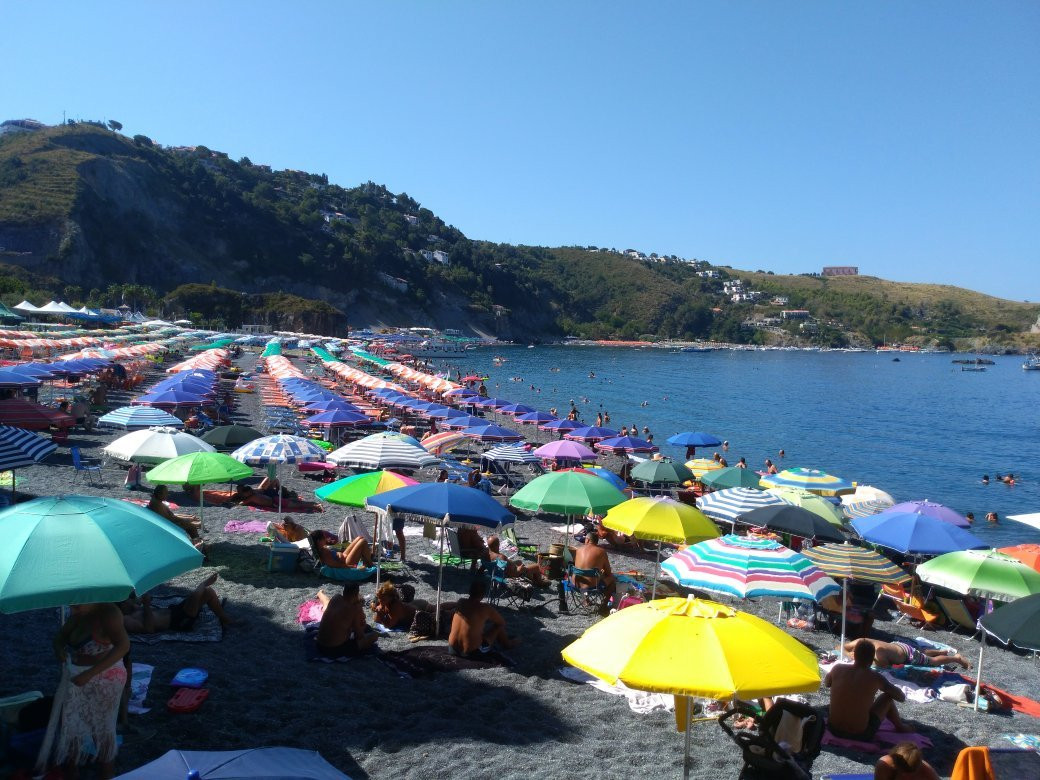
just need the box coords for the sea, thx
[434,346,1040,548]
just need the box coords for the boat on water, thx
[1023,354,1040,371]
[961,366,987,372]
[680,347,712,353]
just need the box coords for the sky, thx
[3,2,1038,301]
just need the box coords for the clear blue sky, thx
[4,2,1038,301]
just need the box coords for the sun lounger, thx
[936,596,979,635]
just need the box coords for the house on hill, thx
[822,266,858,277]
[0,119,45,136]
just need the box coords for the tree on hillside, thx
[107,120,123,132]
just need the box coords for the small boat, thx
[961,366,986,372]
[1023,354,1040,371]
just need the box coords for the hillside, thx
[1,121,1037,347]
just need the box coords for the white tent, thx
[37,301,78,313]
[13,300,39,312]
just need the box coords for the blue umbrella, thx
[420,405,457,419]
[498,403,537,416]
[304,410,370,426]
[98,406,185,429]
[516,411,558,425]
[132,390,208,407]
[0,370,41,388]
[302,399,362,413]
[576,465,628,491]
[460,424,523,442]
[667,431,723,449]
[540,418,583,432]
[564,426,619,442]
[441,415,487,430]
[851,512,987,555]
[473,397,512,409]
[7,364,59,379]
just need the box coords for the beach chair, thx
[71,446,103,485]
[501,525,538,559]
[563,565,609,615]
[443,527,485,571]
[936,596,980,636]
[893,596,944,629]
[487,558,534,609]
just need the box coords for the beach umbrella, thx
[759,467,855,496]
[515,411,557,425]
[538,418,583,433]
[738,505,845,543]
[661,534,840,603]
[440,415,487,430]
[882,500,971,528]
[367,482,514,630]
[510,471,627,516]
[631,459,694,486]
[230,434,329,513]
[604,496,720,597]
[917,549,1040,601]
[498,403,537,416]
[116,747,349,780]
[473,397,511,409]
[6,364,59,380]
[103,427,215,465]
[0,370,41,388]
[685,458,724,478]
[302,399,362,414]
[303,410,370,427]
[666,431,723,455]
[766,487,845,526]
[998,544,1040,573]
[327,432,442,471]
[851,512,986,555]
[200,424,263,449]
[420,431,468,455]
[699,466,762,491]
[564,426,619,443]
[0,425,57,495]
[532,439,597,462]
[594,436,657,455]
[696,487,787,526]
[975,592,1040,712]
[460,423,524,443]
[561,597,820,779]
[131,389,209,408]
[841,484,895,507]
[559,466,628,492]
[841,498,895,520]
[146,451,253,531]
[0,398,75,431]
[98,406,184,430]
[315,470,418,507]
[481,444,541,464]
[0,495,203,613]
[801,542,910,651]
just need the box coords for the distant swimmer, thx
[589,371,596,378]
[965,512,974,524]
[981,475,989,485]
[640,400,649,407]
[986,512,999,524]
[722,440,729,451]
[778,449,785,458]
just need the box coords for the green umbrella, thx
[315,470,418,507]
[700,466,763,491]
[917,549,1040,601]
[765,487,845,527]
[146,451,254,531]
[510,471,627,564]
[200,425,263,450]
[0,496,203,613]
[630,459,694,486]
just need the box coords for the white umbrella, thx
[328,432,442,471]
[103,426,215,465]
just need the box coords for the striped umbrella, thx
[564,426,619,443]
[841,499,894,520]
[230,434,328,513]
[482,444,541,464]
[103,426,216,464]
[420,431,468,455]
[594,436,657,455]
[98,406,184,430]
[696,487,787,525]
[685,458,724,478]
[661,534,840,602]
[327,432,442,470]
[759,467,855,496]
[0,426,57,494]
[801,542,910,651]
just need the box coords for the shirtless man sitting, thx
[572,533,616,600]
[120,573,241,633]
[448,580,519,657]
[825,639,911,741]
[315,583,378,658]
[309,531,372,568]
[487,535,547,586]
[843,637,970,669]
[147,485,202,542]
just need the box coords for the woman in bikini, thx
[309,531,373,568]
[53,603,130,779]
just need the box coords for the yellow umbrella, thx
[562,597,820,779]
[685,458,724,478]
[765,487,845,527]
[602,497,720,598]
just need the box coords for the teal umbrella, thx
[0,496,203,613]
[700,466,763,491]
[630,459,694,486]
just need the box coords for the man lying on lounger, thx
[448,580,519,658]
[315,583,378,658]
[842,637,970,669]
[119,573,242,633]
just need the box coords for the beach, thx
[2,350,1039,779]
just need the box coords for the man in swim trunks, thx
[120,573,241,633]
[842,638,970,669]
[826,639,911,740]
[316,583,378,658]
[448,580,519,658]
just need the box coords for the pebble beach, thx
[2,348,1039,779]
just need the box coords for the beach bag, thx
[124,464,142,490]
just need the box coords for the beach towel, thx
[127,663,154,715]
[223,519,269,534]
[821,718,933,754]
[297,599,325,625]
[378,645,515,678]
[558,666,674,715]
[129,595,223,644]
[1002,733,1040,751]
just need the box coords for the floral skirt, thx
[55,663,127,765]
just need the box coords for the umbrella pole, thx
[839,578,847,654]
[974,635,985,712]
[373,509,382,590]
[682,694,693,780]
[652,542,660,600]
[199,489,206,533]
[435,518,446,637]
[277,465,282,515]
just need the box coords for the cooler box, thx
[267,543,300,573]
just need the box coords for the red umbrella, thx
[0,398,75,430]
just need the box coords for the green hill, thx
[1,121,1036,348]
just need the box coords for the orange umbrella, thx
[999,544,1040,573]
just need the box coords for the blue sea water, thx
[436,347,1040,548]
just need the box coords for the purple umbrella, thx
[882,501,971,528]
[131,390,209,408]
[594,435,658,454]
[533,439,598,461]
[302,399,362,413]
[564,426,619,443]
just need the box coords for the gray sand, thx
[2,354,1038,779]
